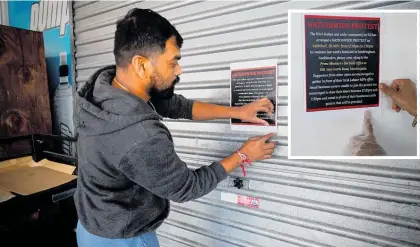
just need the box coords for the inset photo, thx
[288,10,419,159]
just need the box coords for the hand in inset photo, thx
[380,79,417,117]
[349,111,387,156]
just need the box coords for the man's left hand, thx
[236,97,274,126]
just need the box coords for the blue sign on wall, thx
[8,0,72,92]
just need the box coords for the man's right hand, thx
[379,79,417,117]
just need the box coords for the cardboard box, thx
[0,156,77,203]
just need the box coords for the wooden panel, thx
[0,25,52,159]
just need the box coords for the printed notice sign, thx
[230,59,278,132]
[304,15,380,112]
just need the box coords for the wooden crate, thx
[0,25,52,159]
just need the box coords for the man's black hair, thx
[113,8,183,67]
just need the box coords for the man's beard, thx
[150,76,180,100]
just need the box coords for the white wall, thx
[290,11,418,157]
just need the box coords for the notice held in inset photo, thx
[230,59,278,132]
[304,15,380,112]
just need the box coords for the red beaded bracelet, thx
[236,150,252,177]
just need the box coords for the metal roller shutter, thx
[0,1,8,26]
[72,1,420,246]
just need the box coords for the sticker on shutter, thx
[221,192,260,209]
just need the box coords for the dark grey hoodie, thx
[73,66,227,239]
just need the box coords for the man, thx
[74,8,276,247]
